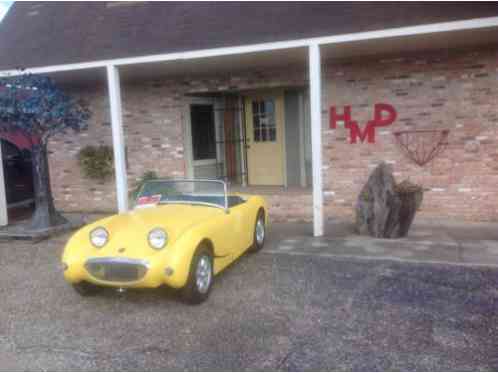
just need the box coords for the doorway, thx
[186,95,246,184]
[1,140,34,221]
[186,100,220,180]
[244,91,285,186]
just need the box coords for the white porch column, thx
[0,141,7,226]
[106,64,129,213]
[308,43,324,237]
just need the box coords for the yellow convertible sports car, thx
[62,179,268,304]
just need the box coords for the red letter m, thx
[329,103,397,144]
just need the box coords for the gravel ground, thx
[1,234,498,371]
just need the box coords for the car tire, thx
[72,281,102,296]
[249,210,266,253]
[181,244,214,305]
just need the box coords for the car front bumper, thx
[63,255,185,289]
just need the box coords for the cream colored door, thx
[245,92,285,185]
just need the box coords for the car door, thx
[208,200,251,257]
[228,200,255,253]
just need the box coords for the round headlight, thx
[90,227,108,248]
[148,228,167,250]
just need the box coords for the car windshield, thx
[136,179,227,209]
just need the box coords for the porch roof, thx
[0,2,497,71]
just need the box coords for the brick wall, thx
[46,45,498,222]
[47,66,307,216]
[49,84,116,212]
[49,82,187,212]
[322,45,498,221]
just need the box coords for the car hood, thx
[71,204,223,258]
[108,203,223,238]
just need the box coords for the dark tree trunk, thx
[28,142,67,230]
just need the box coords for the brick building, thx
[0,2,497,235]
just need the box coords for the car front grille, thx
[85,257,148,283]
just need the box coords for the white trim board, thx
[0,16,497,76]
[298,91,307,188]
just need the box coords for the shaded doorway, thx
[2,140,35,222]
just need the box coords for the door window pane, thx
[190,105,216,160]
[252,99,276,143]
[269,128,276,141]
[253,115,261,130]
[266,100,274,115]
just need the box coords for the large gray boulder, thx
[355,163,402,238]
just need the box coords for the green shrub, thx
[130,170,159,202]
[77,145,114,181]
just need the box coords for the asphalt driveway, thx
[1,233,497,371]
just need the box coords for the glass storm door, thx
[190,104,217,176]
[244,92,285,186]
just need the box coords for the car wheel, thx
[72,281,102,296]
[250,210,265,253]
[181,244,214,304]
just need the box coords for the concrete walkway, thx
[266,218,498,267]
[18,212,498,267]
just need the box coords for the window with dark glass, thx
[190,104,216,160]
[252,99,276,142]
